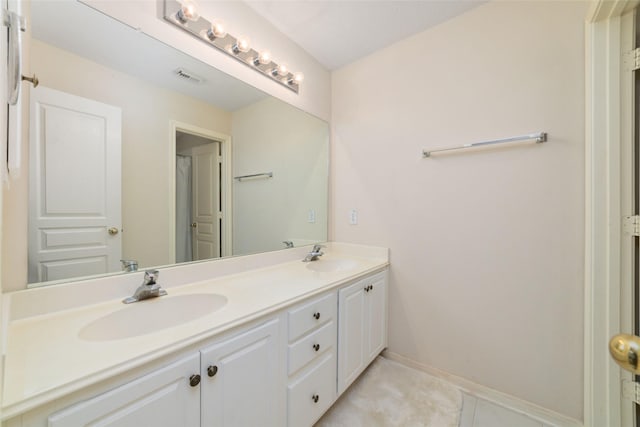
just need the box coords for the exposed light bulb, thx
[253,50,271,66]
[207,21,227,40]
[272,63,288,77]
[176,0,199,23]
[258,50,271,65]
[232,35,251,54]
[288,72,304,85]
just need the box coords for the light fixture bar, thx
[162,0,300,93]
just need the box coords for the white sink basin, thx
[79,293,227,341]
[306,259,358,273]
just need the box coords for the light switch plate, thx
[349,209,358,225]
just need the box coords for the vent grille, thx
[173,68,204,84]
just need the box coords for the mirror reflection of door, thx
[176,131,222,262]
[28,86,122,283]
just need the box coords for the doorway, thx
[170,122,232,263]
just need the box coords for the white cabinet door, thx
[337,280,367,394]
[200,318,282,427]
[338,270,388,395]
[366,273,388,361]
[48,353,200,427]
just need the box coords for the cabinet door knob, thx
[364,285,370,292]
[313,312,321,320]
[207,365,218,377]
[189,374,201,387]
[313,343,320,352]
[312,394,319,403]
[370,284,374,291]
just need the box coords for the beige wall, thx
[1,40,232,291]
[331,1,586,420]
[232,97,329,254]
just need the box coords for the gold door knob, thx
[108,227,119,235]
[609,334,640,374]
[22,74,39,88]
[191,222,197,228]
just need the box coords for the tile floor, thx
[460,393,555,427]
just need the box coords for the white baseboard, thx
[383,350,583,427]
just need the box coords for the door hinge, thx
[623,215,640,236]
[623,379,640,404]
[625,48,640,71]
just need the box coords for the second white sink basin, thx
[79,293,227,341]
[306,259,358,273]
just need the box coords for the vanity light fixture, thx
[163,0,303,93]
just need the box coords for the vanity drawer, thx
[288,292,336,342]
[287,352,337,427]
[288,320,336,376]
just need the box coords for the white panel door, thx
[191,143,220,260]
[200,319,282,427]
[29,86,121,283]
[48,353,200,427]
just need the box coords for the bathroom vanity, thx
[1,243,389,426]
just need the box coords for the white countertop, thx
[1,243,388,419]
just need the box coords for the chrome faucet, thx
[283,240,294,249]
[120,259,138,272]
[123,269,168,304]
[302,244,325,262]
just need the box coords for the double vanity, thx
[1,243,389,426]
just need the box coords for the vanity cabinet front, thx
[337,271,388,394]
[47,353,201,427]
[7,267,390,427]
[200,318,282,426]
[44,318,282,427]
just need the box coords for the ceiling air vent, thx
[173,68,205,84]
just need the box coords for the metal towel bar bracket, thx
[422,132,547,158]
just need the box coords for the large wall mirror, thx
[26,0,328,288]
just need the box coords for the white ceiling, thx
[244,1,485,70]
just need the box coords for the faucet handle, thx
[143,269,159,286]
[312,244,326,252]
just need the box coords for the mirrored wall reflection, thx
[26,0,328,287]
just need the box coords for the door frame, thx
[586,1,639,426]
[169,121,232,261]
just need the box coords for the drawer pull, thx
[313,312,321,320]
[207,365,218,377]
[313,343,320,352]
[189,374,201,387]
[312,394,320,403]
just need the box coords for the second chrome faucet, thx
[303,244,325,262]
[123,269,168,304]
